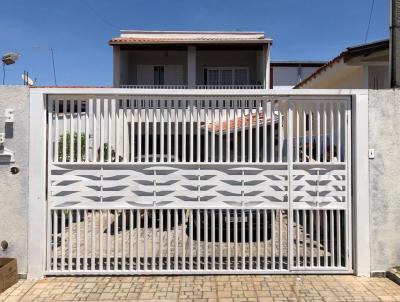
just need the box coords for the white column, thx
[263,44,271,89]
[353,92,370,277]
[187,46,197,88]
[27,91,47,279]
[113,46,121,88]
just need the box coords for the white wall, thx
[369,89,400,273]
[0,86,30,276]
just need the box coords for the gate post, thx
[352,92,370,277]
[27,90,47,279]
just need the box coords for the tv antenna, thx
[33,46,57,86]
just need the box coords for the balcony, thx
[120,84,266,89]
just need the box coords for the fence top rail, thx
[31,87,368,98]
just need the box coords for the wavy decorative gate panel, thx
[46,94,352,274]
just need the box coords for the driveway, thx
[1,275,400,301]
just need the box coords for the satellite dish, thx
[2,52,20,65]
[21,73,34,86]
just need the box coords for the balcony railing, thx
[120,84,265,89]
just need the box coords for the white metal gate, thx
[46,94,352,274]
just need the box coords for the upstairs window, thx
[204,67,248,86]
[153,66,164,85]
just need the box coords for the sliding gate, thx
[46,94,352,274]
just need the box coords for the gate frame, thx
[27,88,370,278]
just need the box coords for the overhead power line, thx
[365,0,375,42]
[80,0,120,30]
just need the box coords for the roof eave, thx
[109,40,272,46]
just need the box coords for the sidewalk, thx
[1,275,400,301]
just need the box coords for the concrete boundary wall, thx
[0,86,30,276]
[369,89,400,273]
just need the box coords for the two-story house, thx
[110,30,272,89]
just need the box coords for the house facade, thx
[110,30,271,89]
[295,40,389,89]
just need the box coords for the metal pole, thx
[50,48,57,86]
[2,63,5,85]
[390,0,400,87]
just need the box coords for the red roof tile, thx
[204,111,276,134]
[109,37,269,45]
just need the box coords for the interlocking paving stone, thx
[1,275,400,301]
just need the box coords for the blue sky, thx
[0,0,389,86]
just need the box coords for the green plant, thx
[58,132,86,162]
[58,132,117,162]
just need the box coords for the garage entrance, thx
[46,94,352,274]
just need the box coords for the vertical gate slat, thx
[99,99,104,163]
[159,209,163,271]
[145,100,149,162]
[130,99,135,162]
[137,100,142,162]
[70,100,74,163]
[248,100,253,163]
[166,209,170,271]
[137,210,141,271]
[197,209,201,270]
[234,100,238,163]
[129,210,133,271]
[53,210,58,271]
[106,210,111,271]
[255,100,260,163]
[144,209,148,271]
[197,100,201,163]
[174,209,178,270]
[189,209,193,271]
[241,209,245,270]
[204,209,208,271]
[122,210,126,270]
[270,100,275,163]
[68,210,73,271]
[114,210,118,271]
[91,210,95,271]
[83,210,88,271]
[182,209,186,271]
[160,100,164,162]
[92,99,97,162]
[76,210,81,271]
[152,209,156,271]
[54,100,59,162]
[61,210,65,271]
[226,209,230,271]
[218,100,223,163]
[77,100,82,163]
[99,210,103,271]
[62,100,67,162]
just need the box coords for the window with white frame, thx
[204,67,249,86]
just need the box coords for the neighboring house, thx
[295,39,389,89]
[110,30,272,89]
[270,61,326,89]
